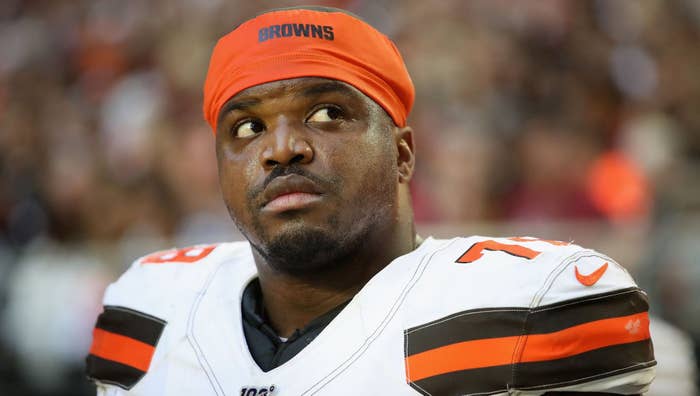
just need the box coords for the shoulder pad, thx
[104,242,251,312]
[409,236,585,311]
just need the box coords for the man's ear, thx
[395,126,415,184]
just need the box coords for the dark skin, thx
[215,77,417,338]
[213,77,636,396]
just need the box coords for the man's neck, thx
[253,229,418,339]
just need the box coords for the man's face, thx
[215,77,401,274]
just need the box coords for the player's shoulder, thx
[427,234,592,269]
[427,235,579,261]
[404,235,646,335]
[102,241,253,318]
[87,241,254,391]
[419,235,639,304]
[402,235,655,394]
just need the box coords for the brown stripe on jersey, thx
[405,288,653,393]
[405,307,528,356]
[405,287,644,356]
[406,311,650,382]
[86,355,147,390]
[526,288,648,335]
[513,340,655,389]
[95,305,166,346]
[408,363,511,396]
[86,306,166,389]
[408,341,655,395]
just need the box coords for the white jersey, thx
[87,236,655,395]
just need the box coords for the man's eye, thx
[234,120,265,138]
[307,106,342,123]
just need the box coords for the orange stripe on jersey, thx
[405,312,650,382]
[89,328,156,372]
[406,334,518,382]
[519,311,650,362]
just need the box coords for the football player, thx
[86,6,655,395]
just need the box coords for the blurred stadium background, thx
[1,0,699,395]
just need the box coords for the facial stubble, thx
[226,151,396,276]
[248,171,396,276]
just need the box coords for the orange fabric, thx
[406,312,650,382]
[519,312,649,362]
[203,8,414,133]
[457,240,541,263]
[140,244,217,265]
[89,328,156,372]
[406,334,519,382]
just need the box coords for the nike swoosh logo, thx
[575,262,609,286]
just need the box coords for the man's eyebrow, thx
[217,98,261,124]
[217,82,355,125]
[298,81,356,98]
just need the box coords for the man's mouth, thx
[261,174,324,213]
[263,192,324,212]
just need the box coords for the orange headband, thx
[203,8,414,133]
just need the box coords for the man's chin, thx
[255,225,358,276]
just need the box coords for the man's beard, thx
[233,163,396,276]
[250,218,369,276]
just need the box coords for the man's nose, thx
[259,118,314,169]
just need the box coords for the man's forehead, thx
[218,77,371,121]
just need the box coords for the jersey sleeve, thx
[85,243,224,394]
[86,305,167,391]
[512,250,656,394]
[402,237,656,395]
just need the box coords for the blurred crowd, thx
[1,0,699,394]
